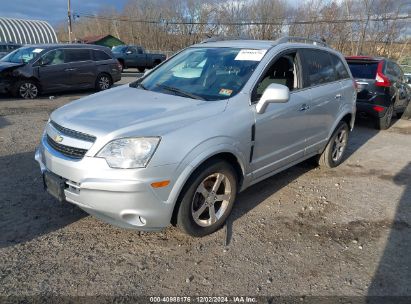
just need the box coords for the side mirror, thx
[126,50,133,55]
[37,57,52,66]
[256,83,290,114]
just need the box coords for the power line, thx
[74,11,411,26]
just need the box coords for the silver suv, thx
[35,37,356,237]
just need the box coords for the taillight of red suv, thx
[375,61,391,87]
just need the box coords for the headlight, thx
[97,137,160,169]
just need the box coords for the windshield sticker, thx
[219,88,233,96]
[235,49,267,61]
[32,48,44,53]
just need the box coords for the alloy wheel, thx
[191,173,232,227]
[19,82,38,99]
[98,76,111,90]
[332,127,348,162]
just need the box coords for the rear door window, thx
[347,61,379,79]
[93,50,111,61]
[65,49,92,63]
[330,54,350,80]
[300,49,336,87]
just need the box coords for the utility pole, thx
[67,0,72,43]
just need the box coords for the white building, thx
[0,17,58,44]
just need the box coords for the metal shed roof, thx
[0,17,58,44]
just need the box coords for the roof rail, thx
[275,36,328,48]
[200,35,252,44]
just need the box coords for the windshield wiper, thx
[129,81,147,90]
[156,83,205,100]
[138,83,147,90]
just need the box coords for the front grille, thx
[47,135,88,159]
[50,121,96,143]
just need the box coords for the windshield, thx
[135,47,265,101]
[0,47,44,64]
[112,45,127,53]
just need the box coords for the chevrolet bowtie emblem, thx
[54,135,64,143]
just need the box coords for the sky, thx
[0,0,128,25]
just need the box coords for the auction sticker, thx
[219,88,233,96]
[235,49,267,61]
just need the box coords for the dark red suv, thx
[346,56,410,129]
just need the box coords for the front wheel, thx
[176,160,238,237]
[318,121,349,168]
[15,80,40,99]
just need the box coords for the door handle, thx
[64,68,74,72]
[335,94,342,99]
[299,104,310,111]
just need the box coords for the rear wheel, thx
[14,80,40,99]
[176,160,238,237]
[376,103,393,130]
[137,67,145,73]
[95,74,112,91]
[318,121,349,168]
[119,61,125,72]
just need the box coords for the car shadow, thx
[367,162,411,299]
[344,117,380,160]
[0,151,86,248]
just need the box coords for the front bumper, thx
[35,135,177,230]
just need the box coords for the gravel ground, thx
[0,80,411,300]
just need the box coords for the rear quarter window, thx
[301,49,336,87]
[330,54,350,80]
[347,61,378,79]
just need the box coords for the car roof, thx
[191,39,338,54]
[22,44,110,50]
[192,40,277,49]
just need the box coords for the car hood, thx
[51,84,227,140]
[0,61,24,72]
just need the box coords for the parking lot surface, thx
[1,80,411,297]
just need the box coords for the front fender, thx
[164,138,248,221]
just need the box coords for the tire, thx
[95,74,112,91]
[137,67,145,73]
[14,80,40,99]
[376,103,394,130]
[176,160,238,237]
[318,121,349,168]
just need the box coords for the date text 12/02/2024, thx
[149,296,257,303]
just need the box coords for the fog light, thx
[122,213,147,226]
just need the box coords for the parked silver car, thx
[35,37,356,237]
